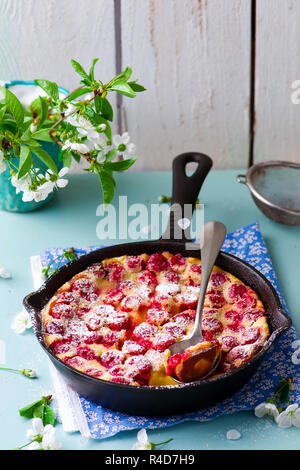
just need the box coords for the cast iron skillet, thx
[24,153,291,416]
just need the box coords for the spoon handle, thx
[193,221,227,340]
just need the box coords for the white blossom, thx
[275,404,300,428]
[46,167,69,189]
[30,123,38,133]
[0,149,6,174]
[11,172,54,203]
[22,369,37,378]
[0,264,11,279]
[254,402,279,419]
[113,132,136,158]
[11,310,32,334]
[226,429,241,440]
[11,173,31,194]
[26,418,62,450]
[132,429,152,450]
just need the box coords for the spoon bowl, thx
[170,342,222,384]
[168,220,227,383]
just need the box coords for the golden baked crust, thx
[42,252,269,386]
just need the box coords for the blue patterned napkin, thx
[42,223,300,439]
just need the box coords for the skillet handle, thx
[161,152,213,242]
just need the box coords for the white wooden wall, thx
[254,0,300,164]
[122,0,251,171]
[0,0,300,170]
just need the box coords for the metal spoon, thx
[168,220,227,383]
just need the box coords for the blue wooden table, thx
[1,170,299,450]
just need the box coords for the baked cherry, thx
[51,339,73,355]
[102,331,121,348]
[146,253,168,272]
[85,368,103,378]
[45,320,65,335]
[243,309,265,323]
[163,322,185,338]
[166,353,183,377]
[71,278,99,302]
[50,303,74,320]
[207,290,225,308]
[151,332,176,352]
[56,291,78,305]
[122,340,146,356]
[87,263,106,279]
[105,262,124,282]
[202,317,223,335]
[145,308,170,326]
[236,294,257,310]
[164,270,180,283]
[210,272,229,287]
[100,350,125,368]
[132,322,156,341]
[103,288,125,306]
[220,335,239,353]
[240,328,260,345]
[228,283,247,300]
[169,253,186,272]
[84,332,103,344]
[106,311,129,331]
[84,314,103,331]
[190,264,202,274]
[226,345,249,364]
[120,295,143,312]
[137,270,157,288]
[126,256,143,272]
[173,310,196,325]
[76,346,96,361]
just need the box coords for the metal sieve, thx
[237,161,300,225]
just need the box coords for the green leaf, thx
[279,385,291,404]
[43,405,56,426]
[1,87,24,129]
[100,98,113,121]
[33,403,55,426]
[22,138,41,148]
[19,399,43,419]
[30,96,49,125]
[105,149,117,162]
[104,123,112,140]
[32,147,58,174]
[111,67,132,85]
[0,104,6,121]
[66,87,91,101]
[128,82,146,92]
[71,59,90,82]
[110,81,136,98]
[94,95,102,113]
[34,79,59,102]
[62,150,72,168]
[31,129,54,142]
[89,58,99,81]
[18,146,32,179]
[105,158,136,172]
[96,167,116,205]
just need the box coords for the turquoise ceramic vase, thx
[0,81,68,213]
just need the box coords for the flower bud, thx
[30,123,38,133]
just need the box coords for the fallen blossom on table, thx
[11,310,32,334]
